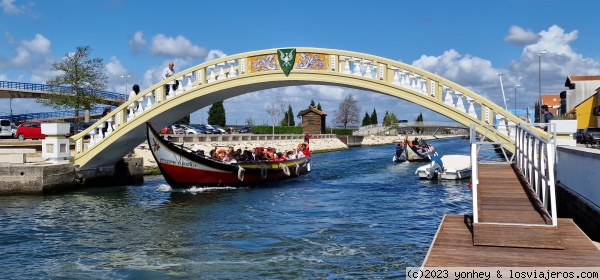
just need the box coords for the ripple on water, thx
[0,138,500,279]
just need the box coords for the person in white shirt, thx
[162,61,175,95]
[128,84,140,111]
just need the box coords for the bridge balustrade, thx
[470,123,557,226]
[71,48,525,169]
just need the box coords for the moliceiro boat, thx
[146,122,311,187]
[392,137,437,162]
[415,155,472,180]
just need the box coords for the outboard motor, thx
[425,156,444,180]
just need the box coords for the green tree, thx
[317,102,322,111]
[383,112,399,127]
[309,99,316,108]
[207,101,226,127]
[415,112,424,133]
[383,111,389,125]
[370,108,378,125]
[38,45,108,128]
[361,112,371,126]
[280,104,295,126]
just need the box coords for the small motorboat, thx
[415,155,472,180]
[392,137,437,163]
[146,122,311,188]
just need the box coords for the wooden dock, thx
[423,163,600,266]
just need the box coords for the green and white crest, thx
[277,48,296,76]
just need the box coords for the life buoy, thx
[238,167,245,181]
[295,163,300,176]
[280,163,290,176]
[306,162,311,172]
[260,165,267,179]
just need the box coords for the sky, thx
[1,0,600,126]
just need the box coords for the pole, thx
[497,73,507,111]
[121,74,131,101]
[514,85,519,118]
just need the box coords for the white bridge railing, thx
[470,123,557,226]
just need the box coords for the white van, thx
[0,119,12,138]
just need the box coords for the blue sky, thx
[1,0,599,125]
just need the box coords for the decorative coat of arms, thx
[277,48,296,76]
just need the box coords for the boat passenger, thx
[301,144,311,157]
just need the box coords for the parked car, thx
[179,124,202,135]
[160,124,185,134]
[16,121,46,140]
[238,126,252,133]
[191,124,213,134]
[209,124,227,134]
[0,119,12,138]
[582,127,600,144]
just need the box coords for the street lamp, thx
[121,74,131,101]
[538,51,547,122]
[514,85,520,117]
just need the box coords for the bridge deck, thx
[422,163,600,266]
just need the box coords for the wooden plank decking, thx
[423,163,600,266]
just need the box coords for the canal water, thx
[0,137,503,279]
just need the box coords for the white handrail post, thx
[547,142,557,226]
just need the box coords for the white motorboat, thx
[415,155,472,180]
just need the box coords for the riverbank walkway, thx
[422,163,600,266]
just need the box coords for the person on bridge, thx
[101,107,112,137]
[541,104,554,131]
[128,84,141,111]
[162,61,176,95]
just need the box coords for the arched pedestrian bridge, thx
[72,47,527,170]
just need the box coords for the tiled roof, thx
[297,106,327,117]
[567,75,600,81]
[541,94,561,107]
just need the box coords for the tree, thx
[38,45,108,127]
[309,99,316,108]
[361,112,371,126]
[245,117,254,126]
[317,102,322,111]
[266,103,280,134]
[383,111,389,125]
[383,112,399,127]
[370,108,378,125]
[280,104,295,126]
[415,112,424,133]
[207,101,226,126]
[333,94,361,128]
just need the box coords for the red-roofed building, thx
[541,94,560,116]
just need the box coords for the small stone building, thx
[297,107,327,134]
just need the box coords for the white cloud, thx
[128,31,146,53]
[11,47,29,66]
[205,49,226,62]
[21,34,50,54]
[503,25,540,46]
[1,0,22,15]
[149,34,207,58]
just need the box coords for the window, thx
[308,120,315,125]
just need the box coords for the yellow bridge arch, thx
[72,47,525,170]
